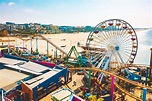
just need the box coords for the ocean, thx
[134,29,152,65]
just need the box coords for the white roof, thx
[25,70,59,89]
[0,57,24,65]
[19,61,49,73]
[5,64,42,75]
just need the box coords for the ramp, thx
[35,34,67,55]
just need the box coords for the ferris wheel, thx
[86,19,138,71]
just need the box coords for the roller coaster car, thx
[126,74,141,81]
[124,69,141,81]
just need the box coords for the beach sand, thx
[0,32,89,57]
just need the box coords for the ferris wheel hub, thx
[115,45,119,51]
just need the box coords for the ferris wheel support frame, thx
[98,51,114,82]
[117,51,125,64]
[96,55,106,68]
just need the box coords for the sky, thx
[0,0,152,28]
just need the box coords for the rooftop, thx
[0,68,29,91]
[0,57,24,65]
[25,70,59,89]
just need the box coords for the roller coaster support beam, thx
[47,41,49,57]
[55,48,57,59]
[23,40,24,51]
[8,40,10,53]
[30,37,33,54]
[149,48,152,85]
[142,88,147,101]
[15,38,18,52]
[36,37,38,53]
[110,75,114,101]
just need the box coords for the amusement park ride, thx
[69,19,152,101]
[64,46,89,67]
[0,19,152,101]
[86,19,138,81]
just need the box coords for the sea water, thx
[134,29,152,65]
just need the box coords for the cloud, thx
[8,2,15,6]
[24,8,34,13]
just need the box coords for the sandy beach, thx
[0,29,150,60]
[0,32,89,57]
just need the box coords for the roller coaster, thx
[3,34,68,60]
